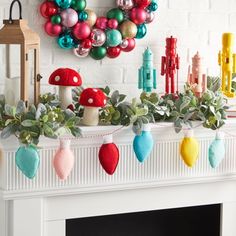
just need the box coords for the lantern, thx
[0,0,41,106]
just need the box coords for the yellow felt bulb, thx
[180,130,199,167]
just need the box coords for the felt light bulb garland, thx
[208,131,225,168]
[98,135,120,175]
[53,139,75,180]
[15,145,40,179]
[180,129,199,168]
[133,124,154,163]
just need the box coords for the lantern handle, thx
[9,0,22,23]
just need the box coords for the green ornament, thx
[51,15,62,24]
[106,29,122,47]
[71,0,87,11]
[55,0,72,9]
[148,2,158,12]
[136,24,147,39]
[107,8,124,24]
[78,11,88,21]
[90,47,107,60]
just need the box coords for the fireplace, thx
[66,204,221,236]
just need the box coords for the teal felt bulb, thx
[135,24,147,39]
[55,0,72,9]
[208,133,225,168]
[15,145,40,179]
[133,127,154,163]
[106,29,122,47]
[58,34,74,49]
[78,11,88,21]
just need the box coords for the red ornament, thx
[73,22,91,40]
[134,0,151,8]
[44,21,62,37]
[95,17,108,30]
[161,36,180,95]
[107,19,119,29]
[121,38,136,52]
[81,39,92,49]
[130,7,147,25]
[40,1,58,18]
[99,135,119,175]
[107,46,121,58]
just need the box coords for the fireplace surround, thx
[1,121,236,236]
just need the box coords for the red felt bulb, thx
[40,1,58,18]
[99,135,119,175]
[134,0,152,8]
[107,46,121,58]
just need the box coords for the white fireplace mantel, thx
[1,121,236,236]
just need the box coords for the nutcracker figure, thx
[138,47,157,93]
[218,33,236,98]
[161,36,180,95]
[188,52,207,98]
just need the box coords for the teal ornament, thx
[148,2,158,12]
[78,11,88,21]
[57,34,74,49]
[135,24,147,39]
[106,29,122,47]
[15,145,40,179]
[208,132,225,168]
[133,124,154,163]
[55,0,72,9]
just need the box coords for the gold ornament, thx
[85,9,97,27]
[119,20,137,39]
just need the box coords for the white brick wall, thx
[0,0,235,99]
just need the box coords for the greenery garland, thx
[0,76,229,145]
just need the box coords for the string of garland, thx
[0,76,230,179]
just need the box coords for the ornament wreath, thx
[40,0,158,60]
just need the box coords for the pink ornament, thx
[107,18,119,29]
[120,38,136,52]
[60,8,78,28]
[53,140,74,180]
[44,21,62,37]
[40,1,58,18]
[130,7,146,25]
[95,17,108,30]
[91,28,106,47]
[116,0,134,10]
[146,11,155,24]
[73,22,91,40]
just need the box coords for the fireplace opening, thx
[66,204,221,236]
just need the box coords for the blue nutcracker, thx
[138,47,157,93]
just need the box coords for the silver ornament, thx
[146,11,155,24]
[91,29,106,47]
[116,0,134,11]
[120,39,129,49]
[73,46,90,58]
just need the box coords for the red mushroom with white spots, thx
[49,68,82,110]
[79,88,107,126]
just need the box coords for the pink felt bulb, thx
[53,140,74,180]
[60,8,78,28]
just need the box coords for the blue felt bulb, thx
[133,126,154,163]
[15,145,40,179]
[208,133,225,168]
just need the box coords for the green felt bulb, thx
[51,15,62,24]
[107,8,124,24]
[71,0,87,11]
[90,47,107,60]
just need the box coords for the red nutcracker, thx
[161,36,180,95]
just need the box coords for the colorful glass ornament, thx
[120,38,136,52]
[133,124,154,163]
[107,18,119,29]
[180,129,199,167]
[55,0,72,9]
[60,8,78,27]
[107,8,124,23]
[71,0,86,11]
[106,29,122,47]
[73,22,91,40]
[44,21,62,37]
[148,1,158,11]
[40,1,58,18]
[90,46,107,60]
[135,24,147,39]
[15,145,40,179]
[107,46,121,58]
[57,33,74,49]
[116,0,134,10]
[78,11,88,21]
[99,135,120,175]
[208,131,225,168]
[84,9,97,27]
[134,0,152,8]
[95,17,108,30]
[91,28,106,47]
[51,15,62,24]
[119,20,137,39]
[53,139,74,180]
[130,7,147,25]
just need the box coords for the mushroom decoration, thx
[49,68,82,110]
[79,88,107,126]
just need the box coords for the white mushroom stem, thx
[83,106,100,126]
[59,86,73,110]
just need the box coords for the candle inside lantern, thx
[4,76,20,106]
